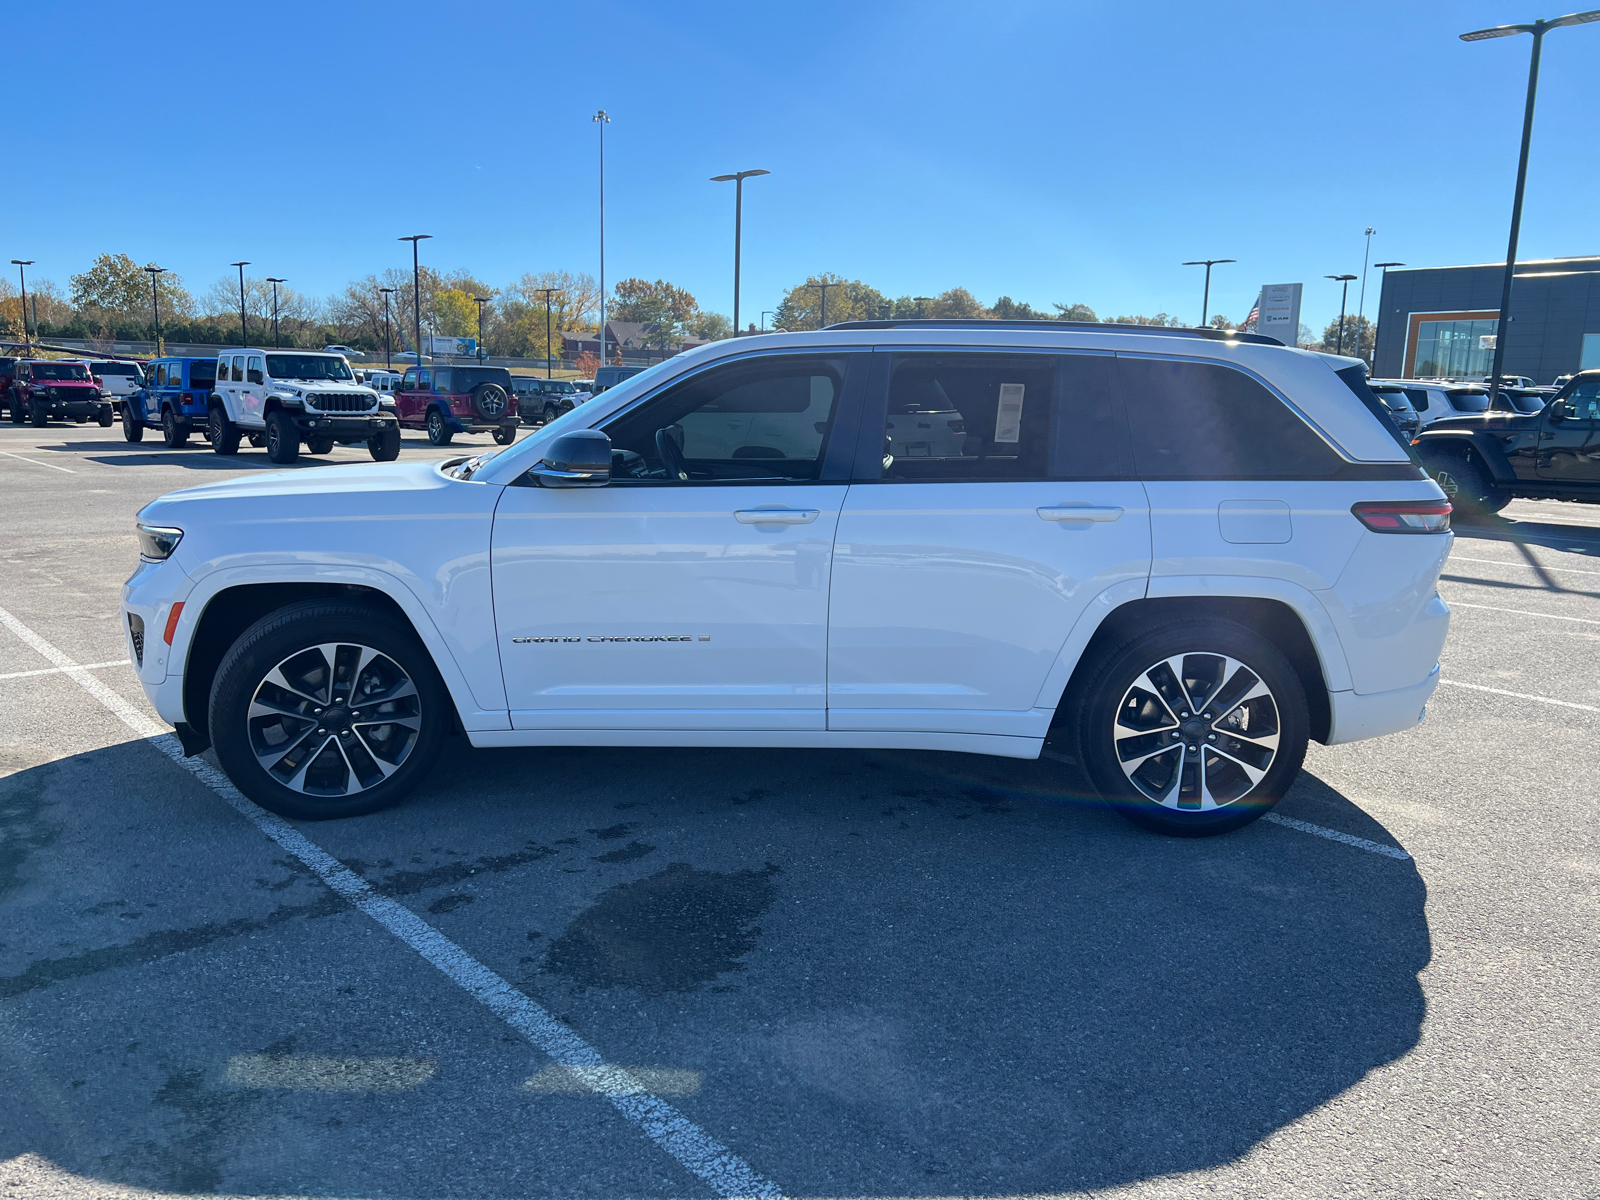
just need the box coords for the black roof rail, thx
[822,318,1284,347]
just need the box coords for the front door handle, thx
[1038,504,1124,522]
[735,508,819,524]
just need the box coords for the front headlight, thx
[136,522,183,562]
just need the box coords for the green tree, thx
[1107,311,1185,327]
[993,296,1049,320]
[1318,314,1374,359]
[773,274,890,330]
[687,311,732,341]
[433,288,479,338]
[70,254,194,332]
[1052,302,1099,322]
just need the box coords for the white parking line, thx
[0,658,129,681]
[1440,678,1600,714]
[0,603,781,1200]
[1446,600,1600,625]
[0,450,74,473]
[1448,554,1600,578]
[1261,813,1411,860]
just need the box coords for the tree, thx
[773,274,890,330]
[1052,302,1099,322]
[1208,313,1235,330]
[686,311,732,341]
[575,350,600,377]
[1107,312,1185,327]
[433,288,479,338]
[993,296,1049,320]
[70,254,194,333]
[1317,314,1374,359]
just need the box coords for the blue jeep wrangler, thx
[123,358,219,447]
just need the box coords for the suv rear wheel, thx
[161,408,188,449]
[542,404,559,426]
[208,405,241,455]
[265,410,300,464]
[1066,616,1309,837]
[1429,454,1508,518]
[208,600,449,819]
[369,425,401,461]
[97,405,114,427]
[425,407,453,446]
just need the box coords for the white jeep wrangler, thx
[205,349,400,464]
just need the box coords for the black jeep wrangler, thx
[1413,370,1600,516]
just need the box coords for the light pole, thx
[1371,263,1404,371]
[913,295,934,320]
[537,287,558,377]
[593,110,611,366]
[761,310,774,332]
[399,235,432,371]
[1354,228,1376,363]
[1182,258,1235,327]
[810,281,842,329]
[11,260,33,348]
[1326,274,1358,355]
[143,265,166,356]
[379,287,395,369]
[710,168,770,336]
[230,261,250,347]
[472,296,489,360]
[265,277,286,348]
[1462,10,1599,403]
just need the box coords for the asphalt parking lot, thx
[1,421,1597,1200]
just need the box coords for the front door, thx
[1537,378,1600,482]
[827,351,1151,738]
[491,352,865,730]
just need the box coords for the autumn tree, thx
[773,274,890,330]
[575,349,600,377]
[432,288,480,338]
[70,253,194,332]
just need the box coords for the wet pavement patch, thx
[544,861,781,993]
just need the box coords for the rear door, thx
[827,350,1150,739]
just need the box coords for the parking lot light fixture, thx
[592,110,611,366]
[1182,259,1235,328]
[1355,229,1376,364]
[379,287,395,370]
[399,235,432,369]
[142,265,166,356]
[1326,275,1358,355]
[265,278,287,348]
[11,260,33,348]
[1461,10,1600,407]
[230,262,250,347]
[710,169,770,336]
[1371,263,1404,366]
[761,309,774,332]
[537,287,558,377]
[473,296,489,360]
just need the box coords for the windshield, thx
[266,354,353,381]
[32,362,92,381]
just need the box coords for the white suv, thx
[205,349,400,464]
[124,322,1452,835]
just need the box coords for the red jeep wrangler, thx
[394,364,520,446]
[6,360,114,427]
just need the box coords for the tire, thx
[369,425,401,461]
[122,405,145,443]
[30,402,47,427]
[470,382,509,422]
[306,435,336,455]
[542,404,559,426]
[265,410,300,464]
[7,391,21,424]
[161,408,189,449]
[208,406,242,456]
[1065,616,1309,837]
[97,405,114,427]
[208,600,449,820]
[425,407,453,446]
[492,424,516,445]
[1428,454,1509,518]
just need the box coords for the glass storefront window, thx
[1413,318,1499,379]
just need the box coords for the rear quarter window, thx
[1118,357,1346,479]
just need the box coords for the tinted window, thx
[188,361,215,388]
[230,357,244,383]
[154,364,168,386]
[265,354,352,381]
[1568,379,1600,421]
[434,368,452,392]
[602,356,845,483]
[1120,357,1345,479]
[873,353,1052,481]
[92,362,140,376]
[401,370,418,390]
[450,367,510,391]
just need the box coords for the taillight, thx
[1351,500,1452,533]
[181,392,193,402]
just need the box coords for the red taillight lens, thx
[181,392,193,403]
[1351,500,1452,534]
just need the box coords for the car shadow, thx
[1454,508,1600,560]
[0,736,1428,1197]
[39,436,465,472]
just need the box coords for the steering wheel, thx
[655,427,689,481]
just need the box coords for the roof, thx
[827,318,1283,346]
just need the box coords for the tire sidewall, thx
[1070,618,1309,837]
[209,602,449,820]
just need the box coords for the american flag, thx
[1243,289,1262,331]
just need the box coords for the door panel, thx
[1536,380,1600,481]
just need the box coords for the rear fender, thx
[1416,430,1514,483]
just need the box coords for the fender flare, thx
[1415,430,1515,483]
[167,562,511,732]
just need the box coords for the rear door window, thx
[154,364,168,387]
[434,368,452,393]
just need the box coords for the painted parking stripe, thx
[1440,678,1600,714]
[0,604,781,1200]
[0,659,129,682]
[1448,554,1600,578]
[1260,813,1411,860]
[0,450,74,473]
[1446,599,1600,626]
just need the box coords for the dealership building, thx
[1371,255,1600,384]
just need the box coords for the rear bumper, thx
[1324,664,1440,745]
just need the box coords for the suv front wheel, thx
[1067,617,1309,837]
[208,600,449,819]
[1429,454,1509,518]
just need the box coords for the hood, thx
[272,380,375,394]
[138,459,461,520]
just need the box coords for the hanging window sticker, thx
[993,383,1025,443]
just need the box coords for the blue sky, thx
[7,0,1598,335]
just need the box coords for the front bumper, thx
[33,396,108,419]
[293,411,397,437]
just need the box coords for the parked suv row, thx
[5,359,113,426]
[393,364,520,445]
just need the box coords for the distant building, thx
[1373,255,1600,384]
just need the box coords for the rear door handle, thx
[1038,505,1124,522]
[735,508,820,524]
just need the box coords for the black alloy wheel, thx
[161,408,188,448]
[209,406,241,455]
[542,404,559,426]
[208,600,449,820]
[122,404,145,442]
[426,408,453,446]
[265,410,299,464]
[1067,616,1309,836]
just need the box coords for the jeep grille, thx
[306,393,374,413]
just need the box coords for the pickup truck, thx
[1413,370,1600,515]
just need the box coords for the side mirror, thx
[1547,402,1569,424]
[532,430,611,487]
